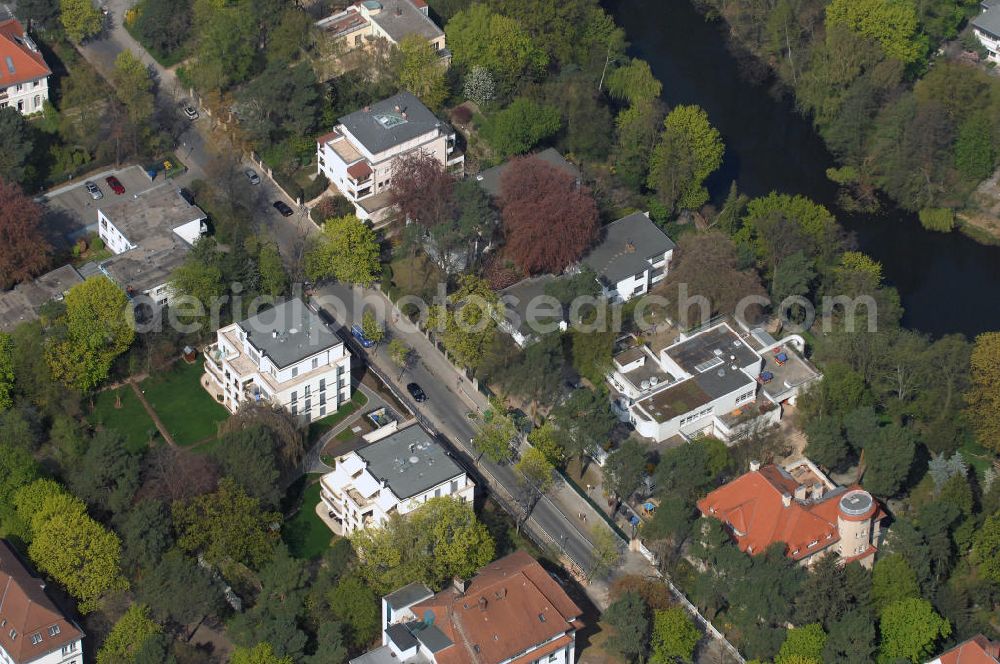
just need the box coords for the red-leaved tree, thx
[389,152,457,229]
[499,156,598,275]
[0,178,51,289]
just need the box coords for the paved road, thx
[74,0,315,259]
[311,283,613,579]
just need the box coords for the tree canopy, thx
[305,215,381,286]
[0,179,51,289]
[648,104,725,213]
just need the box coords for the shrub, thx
[310,196,355,224]
[918,207,955,232]
[451,105,473,125]
[302,174,329,201]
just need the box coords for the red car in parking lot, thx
[105,176,126,195]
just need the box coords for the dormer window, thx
[9,629,17,639]
[31,633,42,645]
[48,625,60,637]
[807,540,818,548]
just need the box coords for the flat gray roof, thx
[386,623,419,651]
[339,92,446,155]
[475,148,581,199]
[414,623,452,653]
[369,0,443,43]
[385,581,433,610]
[0,264,83,331]
[239,298,343,369]
[358,424,465,500]
[668,325,759,375]
[973,4,1000,37]
[582,212,676,286]
[98,186,206,246]
[498,275,564,338]
[101,234,189,293]
[693,364,755,400]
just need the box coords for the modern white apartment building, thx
[319,423,474,535]
[609,323,819,444]
[0,19,50,116]
[204,298,352,422]
[582,212,675,302]
[97,185,207,308]
[316,0,446,54]
[353,551,583,664]
[316,92,463,223]
[0,540,84,664]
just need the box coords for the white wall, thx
[974,26,1000,61]
[1,76,48,115]
[0,637,84,664]
[631,379,757,442]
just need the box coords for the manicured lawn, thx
[89,387,157,454]
[143,361,231,446]
[960,437,995,476]
[307,391,369,442]
[282,480,334,559]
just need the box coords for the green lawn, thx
[89,387,158,454]
[307,391,369,442]
[960,436,995,476]
[142,361,231,446]
[282,480,334,559]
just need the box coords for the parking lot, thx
[39,165,161,247]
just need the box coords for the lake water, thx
[608,0,1000,337]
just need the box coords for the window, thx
[30,633,42,645]
[305,398,311,412]
[305,385,311,397]
[291,366,298,378]
[450,480,459,493]
[312,357,319,369]
[320,393,326,406]
[435,488,441,498]
[62,643,77,655]
[15,83,22,91]
[33,95,40,109]
[291,390,298,402]
[33,80,39,87]
[9,629,16,639]
[16,100,22,112]
[320,406,326,417]
[291,404,298,415]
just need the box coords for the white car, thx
[84,181,103,200]
[245,169,261,185]
[183,105,199,120]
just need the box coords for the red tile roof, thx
[316,130,340,146]
[697,465,881,561]
[0,541,84,664]
[347,160,373,180]
[932,635,1000,664]
[0,19,51,88]
[411,551,582,664]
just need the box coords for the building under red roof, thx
[0,19,51,88]
[697,460,885,567]
[928,635,1000,664]
[0,540,84,664]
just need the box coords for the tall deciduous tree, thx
[0,178,52,289]
[648,104,724,213]
[606,58,662,105]
[0,110,34,185]
[45,276,135,392]
[615,101,665,190]
[395,35,447,110]
[60,0,103,42]
[513,446,554,528]
[112,50,155,126]
[650,606,701,664]
[776,623,826,664]
[172,478,280,569]
[230,643,294,664]
[0,334,14,411]
[68,429,141,516]
[825,0,923,63]
[602,591,650,663]
[604,439,647,505]
[96,604,161,664]
[472,410,517,464]
[872,553,920,614]
[350,496,494,593]
[305,215,380,286]
[877,598,951,663]
[965,332,1000,453]
[550,386,617,469]
[427,275,498,370]
[481,98,562,159]
[499,156,598,275]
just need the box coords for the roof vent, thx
[730,364,738,371]
[749,460,761,471]
[478,597,488,611]
[271,330,278,338]
[717,368,725,377]
[409,455,419,464]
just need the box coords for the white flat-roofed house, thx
[316,0,447,55]
[0,19,50,115]
[316,92,463,224]
[204,298,352,422]
[582,212,675,302]
[97,186,208,308]
[319,423,475,535]
[0,540,85,664]
[973,0,1000,62]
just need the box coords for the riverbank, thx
[609,0,1000,337]
[959,166,1000,245]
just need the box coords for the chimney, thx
[478,597,488,611]
[749,460,760,472]
[452,577,466,594]
[363,105,370,112]
[781,492,792,507]
[394,104,401,112]
[271,330,278,338]
[812,482,825,499]
[794,485,807,502]
[624,241,636,253]
[402,111,408,119]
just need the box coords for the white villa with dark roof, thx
[316,92,463,224]
[0,19,51,115]
[974,0,1000,62]
[319,423,475,535]
[204,298,352,422]
[0,540,84,664]
[316,0,447,57]
[582,212,675,302]
[609,323,820,444]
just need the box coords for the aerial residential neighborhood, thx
[1,0,999,663]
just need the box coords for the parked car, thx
[183,105,199,120]
[84,181,103,200]
[273,200,294,217]
[105,175,125,195]
[245,168,261,185]
[178,188,195,205]
[407,382,427,402]
[350,324,375,348]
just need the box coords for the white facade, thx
[0,638,83,664]
[0,75,47,115]
[205,321,352,422]
[319,426,475,535]
[603,249,672,302]
[973,2,1000,62]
